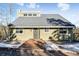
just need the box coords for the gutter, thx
[9,26,75,29]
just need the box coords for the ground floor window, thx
[59,28,67,33]
[58,28,72,41]
[16,29,23,33]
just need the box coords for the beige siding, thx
[13,29,33,41]
[40,29,59,41]
[13,28,59,41]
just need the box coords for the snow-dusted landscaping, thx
[59,43,79,52]
[44,41,60,51]
[0,41,24,48]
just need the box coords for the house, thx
[10,11,75,42]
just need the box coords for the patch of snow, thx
[44,41,59,51]
[0,41,24,48]
[59,43,79,52]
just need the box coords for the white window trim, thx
[23,13,40,17]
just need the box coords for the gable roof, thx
[11,14,75,28]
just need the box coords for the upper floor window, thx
[33,14,37,16]
[24,14,27,16]
[28,14,32,16]
[23,13,37,17]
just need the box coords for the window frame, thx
[28,13,32,16]
[59,28,67,34]
[16,29,23,33]
[33,14,37,16]
[23,13,38,17]
[24,14,27,16]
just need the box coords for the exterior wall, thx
[40,29,59,41]
[12,28,73,42]
[13,29,33,42]
[13,28,59,41]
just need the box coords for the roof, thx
[11,14,75,28]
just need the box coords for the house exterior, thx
[10,11,75,42]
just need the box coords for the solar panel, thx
[47,18,75,26]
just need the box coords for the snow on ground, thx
[59,43,79,52]
[44,41,59,51]
[0,41,24,48]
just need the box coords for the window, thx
[28,14,32,16]
[59,28,67,34]
[60,31,66,33]
[33,14,37,16]
[24,14,27,16]
[23,13,38,17]
[16,29,23,33]
[45,29,49,32]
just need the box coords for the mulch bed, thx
[0,39,67,56]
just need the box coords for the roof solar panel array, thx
[47,18,75,26]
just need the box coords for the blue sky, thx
[0,3,79,26]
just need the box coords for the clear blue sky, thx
[0,3,79,26]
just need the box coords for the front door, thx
[33,29,40,39]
